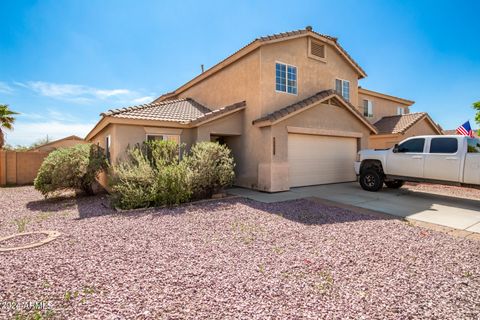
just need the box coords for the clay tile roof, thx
[374,112,429,134]
[252,89,377,133]
[188,101,246,125]
[101,98,211,122]
[101,98,246,124]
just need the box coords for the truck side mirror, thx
[393,144,399,153]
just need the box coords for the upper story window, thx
[276,62,297,94]
[335,79,350,101]
[397,107,405,115]
[363,99,373,117]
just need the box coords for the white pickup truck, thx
[354,135,480,191]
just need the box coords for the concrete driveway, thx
[229,182,480,234]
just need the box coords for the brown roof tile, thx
[374,113,429,134]
[101,98,245,125]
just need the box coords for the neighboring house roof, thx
[30,135,84,151]
[252,89,378,133]
[154,27,366,103]
[374,112,443,135]
[443,129,479,138]
[358,87,414,106]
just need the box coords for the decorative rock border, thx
[0,231,61,252]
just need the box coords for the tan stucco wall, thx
[257,101,371,191]
[359,92,409,124]
[176,49,264,189]
[369,118,440,149]
[0,150,50,186]
[260,37,360,116]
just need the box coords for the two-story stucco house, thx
[86,27,442,192]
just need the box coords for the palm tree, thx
[0,104,19,149]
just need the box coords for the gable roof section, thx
[155,27,366,102]
[252,89,377,133]
[374,112,443,135]
[358,87,414,106]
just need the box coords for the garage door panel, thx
[288,134,357,187]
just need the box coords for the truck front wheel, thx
[359,169,384,192]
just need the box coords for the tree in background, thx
[0,104,19,149]
[474,101,480,135]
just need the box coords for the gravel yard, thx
[404,182,480,200]
[1,186,479,319]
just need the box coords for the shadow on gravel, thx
[26,193,388,226]
[241,198,390,225]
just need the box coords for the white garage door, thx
[288,134,358,187]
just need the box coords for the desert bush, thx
[143,139,181,167]
[34,144,107,197]
[109,140,235,209]
[186,142,235,199]
[154,162,192,206]
[110,140,190,209]
[109,148,157,210]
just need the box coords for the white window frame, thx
[335,78,350,101]
[275,61,298,95]
[397,107,405,115]
[363,99,373,117]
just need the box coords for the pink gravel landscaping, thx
[1,186,479,319]
[404,182,480,200]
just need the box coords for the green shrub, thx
[109,148,157,210]
[110,140,191,209]
[144,139,181,167]
[186,142,235,199]
[109,140,236,210]
[34,144,107,197]
[154,162,192,206]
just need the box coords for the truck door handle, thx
[411,156,423,159]
[446,157,459,160]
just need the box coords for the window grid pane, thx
[342,81,350,101]
[287,65,297,94]
[275,63,287,92]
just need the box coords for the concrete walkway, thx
[228,183,480,234]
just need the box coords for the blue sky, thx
[1,0,479,145]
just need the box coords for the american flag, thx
[456,121,474,138]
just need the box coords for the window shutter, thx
[311,41,325,59]
[335,79,342,94]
